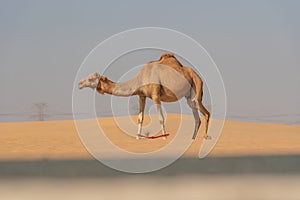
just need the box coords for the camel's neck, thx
[98,77,138,97]
[103,82,115,95]
[113,78,138,97]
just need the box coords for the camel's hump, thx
[160,52,174,58]
[148,52,182,67]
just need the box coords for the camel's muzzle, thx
[78,80,84,89]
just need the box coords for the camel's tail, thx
[190,69,204,104]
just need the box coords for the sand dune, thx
[1,115,300,199]
[1,114,300,160]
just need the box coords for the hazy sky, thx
[0,0,299,124]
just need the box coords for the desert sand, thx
[1,114,300,160]
[1,114,300,199]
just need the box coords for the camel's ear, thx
[100,76,107,81]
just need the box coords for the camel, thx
[78,53,211,140]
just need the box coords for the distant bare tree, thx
[31,103,49,121]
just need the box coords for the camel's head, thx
[78,72,100,90]
[96,75,110,94]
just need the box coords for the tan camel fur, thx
[78,53,211,140]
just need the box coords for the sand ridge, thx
[1,114,300,160]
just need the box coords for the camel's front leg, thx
[156,104,166,133]
[155,103,168,140]
[136,96,146,140]
[152,92,167,139]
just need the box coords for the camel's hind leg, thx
[136,95,146,140]
[197,101,211,140]
[191,108,201,139]
[187,98,201,139]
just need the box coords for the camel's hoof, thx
[136,135,140,140]
[204,135,212,140]
[162,136,167,140]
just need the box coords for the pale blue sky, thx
[0,0,299,124]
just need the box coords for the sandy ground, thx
[1,114,300,199]
[0,114,300,160]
